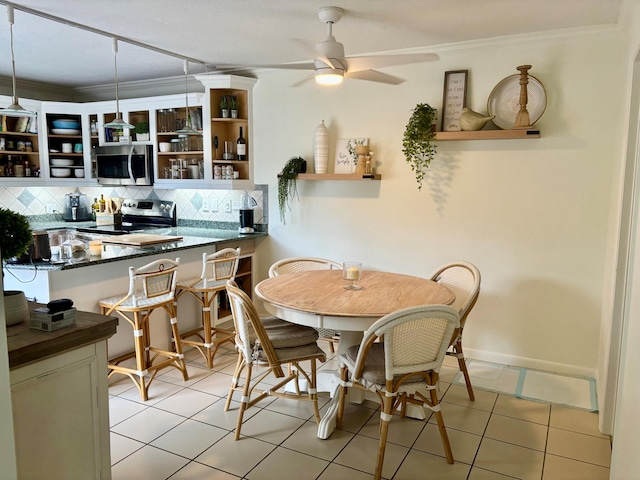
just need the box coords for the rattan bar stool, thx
[175,248,240,369]
[98,257,188,401]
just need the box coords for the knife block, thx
[96,212,122,226]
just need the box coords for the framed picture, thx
[334,138,368,174]
[441,70,468,132]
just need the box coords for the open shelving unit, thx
[294,173,381,180]
[435,129,540,140]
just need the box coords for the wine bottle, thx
[99,194,106,213]
[237,126,247,161]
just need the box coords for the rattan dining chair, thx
[98,257,188,401]
[430,261,481,400]
[336,304,460,480]
[224,280,326,440]
[268,257,342,352]
[175,248,240,369]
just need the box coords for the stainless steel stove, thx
[76,199,176,235]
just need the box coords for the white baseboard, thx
[465,347,596,379]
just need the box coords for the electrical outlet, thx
[46,204,57,214]
[232,200,240,211]
[210,199,219,212]
[202,200,210,212]
[225,199,232,213]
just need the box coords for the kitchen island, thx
[6,305,118,479]
[3,226,265,358]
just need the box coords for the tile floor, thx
[108,345,612,480]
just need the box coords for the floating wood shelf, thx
[294,173,381,180]
[435,129,540,141]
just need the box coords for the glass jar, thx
[179,135,189,152]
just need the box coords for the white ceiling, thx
[0,0,623,89]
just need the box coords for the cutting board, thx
[101,234,183,246]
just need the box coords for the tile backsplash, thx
[0,185,268,226]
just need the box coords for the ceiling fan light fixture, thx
[1,6,36,117]
[315,66,344,85]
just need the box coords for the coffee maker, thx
[239,191,257,233]
[62,190,91,222]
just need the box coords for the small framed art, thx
[334,138,368,174]
[441,70,468,132]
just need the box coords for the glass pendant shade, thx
[1,6,36,117]
[102,38,133,130]
[175,59,202,136]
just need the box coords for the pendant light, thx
[1,5,36,117]
[103,38,133,130]
[175,59,201,136]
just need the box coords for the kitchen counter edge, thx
[4,227,266,271]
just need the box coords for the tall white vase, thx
[314,120,329,174]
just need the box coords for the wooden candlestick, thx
[514,64,533,129]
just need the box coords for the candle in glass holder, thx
[343,262,362,290]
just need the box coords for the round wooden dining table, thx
[254,269,455,438]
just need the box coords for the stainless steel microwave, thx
[95,144,153,186]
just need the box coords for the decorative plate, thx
[51,128,81,135]
[487,74,547,130]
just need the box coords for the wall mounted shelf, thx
[435,129,540,141]
[294,173,381,181]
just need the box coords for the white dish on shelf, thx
[487,74,547,130]
[51,128,81,135]
[74,169,84,178]
[50,158,75,167]
[51,167,72,178]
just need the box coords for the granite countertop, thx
[4,223,266,271]
[6,303,118,369]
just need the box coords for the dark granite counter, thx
[4,225,266,271]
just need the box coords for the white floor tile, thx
[151,418,227,459]
[111,444,189,480]
[111,407,187,443]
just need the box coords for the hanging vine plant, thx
[402,103,437,190]
[278,156,307,224]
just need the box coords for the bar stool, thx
[175,248,240,368]
[98,257,188,401]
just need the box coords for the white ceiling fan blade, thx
[345,53,439,74]
[216,62,316,72]
[291,74,316,87]
[345,69,406,85]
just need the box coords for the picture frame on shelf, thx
[334,138,368,174]
[441,70,468,132]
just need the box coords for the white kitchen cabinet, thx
[10,341,111,479]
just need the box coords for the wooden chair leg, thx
[454,341,475,401]
[234,363,253,440]
[375,395,394,480]
[310,358,321,423]
[430,386,454,464]
[225,353,244,411]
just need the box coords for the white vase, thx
[314,120,329,174]
[4,290,28,327]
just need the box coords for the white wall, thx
[252,28,626,379]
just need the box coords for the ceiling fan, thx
[219,6,438,86]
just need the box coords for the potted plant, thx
[229,96,240,118]
[402,103,437,190]
[220,95,230,118]
[134,122,150,142]
[278,156,307,224]
[0,207,33,326]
